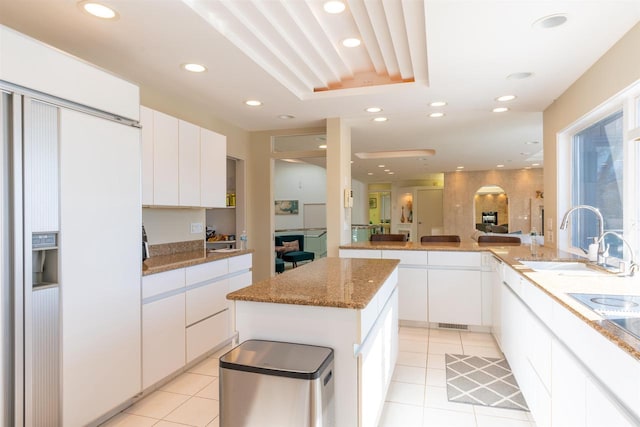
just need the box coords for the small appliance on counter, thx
[142,224,149,261]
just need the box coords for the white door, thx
[59,109,141,426]
[417,189,443,239]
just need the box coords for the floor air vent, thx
[438,323,468,330]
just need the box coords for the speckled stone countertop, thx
[143,249,253,276]
[227,257,400,309]
[342,242,640,361]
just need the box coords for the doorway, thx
[417,189,444,238]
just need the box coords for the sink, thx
[569,293,640,316]
[518,260,607,276]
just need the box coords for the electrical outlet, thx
[190,222,203,234]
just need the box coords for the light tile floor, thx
[101,327,537,427]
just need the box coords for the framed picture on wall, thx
[369,197,377,209]
[275,200,299,215]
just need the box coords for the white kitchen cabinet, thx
[152,110,179,206]
[186,279,228,326]
[179,120,201,207]
[200,127,226,208]
[428,269,481,325]
[141,107,227,208]
[381,250,428,323]
[396,267,428,322]
[186,310,230,363]
[585,377,636,427]
[140,106,154,205]
[228,271,252,295]
[551,338,587,427]
[142,293,186,389]
[339,249,382,259]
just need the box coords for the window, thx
[571,111,624,257]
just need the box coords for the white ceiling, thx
[1,0,639,183]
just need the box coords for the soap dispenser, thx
[587,237,598,262]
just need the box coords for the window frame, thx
[558,80,640,260]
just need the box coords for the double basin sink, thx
[518,259,640,341]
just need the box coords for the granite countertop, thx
[143,249,253,276]
[342,241,640,360]
[227,257,400,309]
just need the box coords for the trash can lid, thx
[220,340,334,380]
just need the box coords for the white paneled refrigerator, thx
[1,87,142,425]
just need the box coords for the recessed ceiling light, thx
[507,72,533,80]
[456,166,464,169]
[534,13,568,29]
[524,166,532,170]
[493,107,509,113]
[532,163,540,166]
[378,164,385,168]
[496,95,516,102]
[388,172,395,175]
[356,149,436,159]
[278,114,295,119]
[372,117,388,122]
[323,1,346,14]
[430,101,447,107]
[367,172,373,176]
[429,112,445,118]
[182,63,207,73]
[81,1,118,19]
[342,38,361,48]
[497,164,505,168]
[318,144,327,149]
[365,107,382,113]
[245,100,263,107]
[350,160,354,164]
[384,169,390,172]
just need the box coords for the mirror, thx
[368,191,391,233]
[474,185,508,233]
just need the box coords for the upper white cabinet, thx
[140,106,227,208]
[152,110,179,206]
[200,128,226,208]
[179,120,201,207]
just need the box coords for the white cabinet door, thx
[397,267,428,322]
[142,293,186,389]
[585,377,635,427]
[551,339,586,426]
[428,269,481,325]
[59,109,141,426]
[178,120,200,207]
[153,110,179,206]
[200,128,226,208]
[339,249,382,259]
[140,106,154,205]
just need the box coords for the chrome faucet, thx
[559,205,605,262]
[596,231,638,276]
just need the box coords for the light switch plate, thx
[190,222,203,234]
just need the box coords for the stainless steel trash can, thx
[219,340,335,427]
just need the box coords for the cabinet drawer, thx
[186,310,229,363]
[186,259,228,286]
[382,250,428,265]
[339,249,382,259]
[142,268,185,299]
[186,279,228,326]
[229,254,252,273]
[428,251,480,267]
[228,271,252,294]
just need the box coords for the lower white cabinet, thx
[186,311,230,363]
[142,254,252,389]
[428,269,481,325]
[142,293,186,389]
[397,267,428,322]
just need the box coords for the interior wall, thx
[274,161,327,231]
[142,208,205,245]
[543,22,640,248]
[443,168,544,241]
[351,179,368,225]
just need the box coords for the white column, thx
[326,118,351,256]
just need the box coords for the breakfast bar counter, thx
[227,257,400,427]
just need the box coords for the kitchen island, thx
[226,257,400,427]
